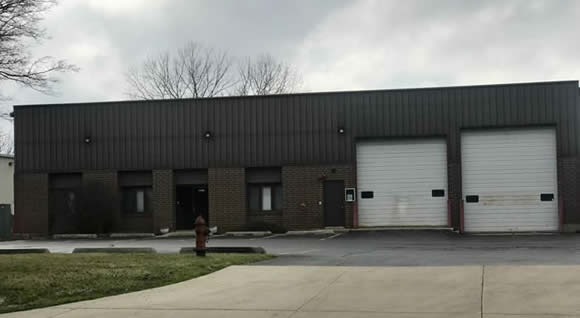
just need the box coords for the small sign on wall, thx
[345,188,356,202]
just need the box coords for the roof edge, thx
[13,79,579,109]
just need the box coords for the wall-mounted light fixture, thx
[203,131,212,139]
[337,127,345,134]
[84,136,92,144]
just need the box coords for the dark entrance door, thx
[323,180,345,227]
[49,188,81,234]
[192,187,209,225]
[176,185,208,230]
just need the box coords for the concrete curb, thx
[346,227,455,232]
[0,248,50,254]
[155,231,196,239]
[179,246,266,254]
[53,234,98,239]
[109,233,155,239]
[50,233,156,240]
[280,227,455,236]
[38,227,458,242]
[286,229,336,235]
[72,247,157,254]
[224,231,272,237]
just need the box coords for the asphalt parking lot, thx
[1,230,579,266]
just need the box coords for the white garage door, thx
[356,139,448,227]
[461,128,558,232]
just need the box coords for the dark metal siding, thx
[14,81,580,173]
[0,204,11,239]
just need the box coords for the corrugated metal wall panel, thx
[13,81,580,173]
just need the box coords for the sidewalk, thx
[2,265,579,317]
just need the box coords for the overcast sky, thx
[1,0,580,110]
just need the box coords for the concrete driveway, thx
[3,265,579,318]
[1,231,579,266]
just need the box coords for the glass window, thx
[122,187,152,214]
[361,191,374,199]
[136,190,145,212]
[248,183,282,211]
[262,186,272,211]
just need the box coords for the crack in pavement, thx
[288,269,348,318]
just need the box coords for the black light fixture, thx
[203,131,212,139]
[337,127,345,134]
[84,136,92,144]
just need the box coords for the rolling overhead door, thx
[461,128,558,232]
[356,139,448,227]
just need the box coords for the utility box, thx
[0,204,11,239]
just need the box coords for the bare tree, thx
[0,125,13,155]
[235,54,301,96]
[0,106,13,154]
[125,42,234,99]
[0,110,11,122]
[0,133,13,154]
[0,0,77,96]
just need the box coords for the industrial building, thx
[0,154,14,239]
[12,80,580,235]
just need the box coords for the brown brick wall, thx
[153,170,174,234]
[82,171,120,233]
[282,165,355,230]
[83,170,153,233]
[447,163,462,230]
[208,168,246,232]
[13,173,49,235]
[14,157,578,234]
[575,156,580,230]
[558,157,579,230]
[116,215,153,233]
[248,211,283,226]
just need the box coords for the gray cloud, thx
[1,0,579,110]
[297,0,580,90]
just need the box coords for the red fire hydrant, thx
[194,215,209,256]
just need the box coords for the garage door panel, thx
[461,128,558,232]
[465,169,555,175]
[466,209,556,216]
[357,139,448,227]
[463,184,555,190]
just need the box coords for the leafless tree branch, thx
[0,111,11,122]
[125,42,234,99]
[235,54,301,96]
[0,105,13,154]
[0,131,13,154]
[0,0,77,95]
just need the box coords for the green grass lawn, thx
[0,253,273,313]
